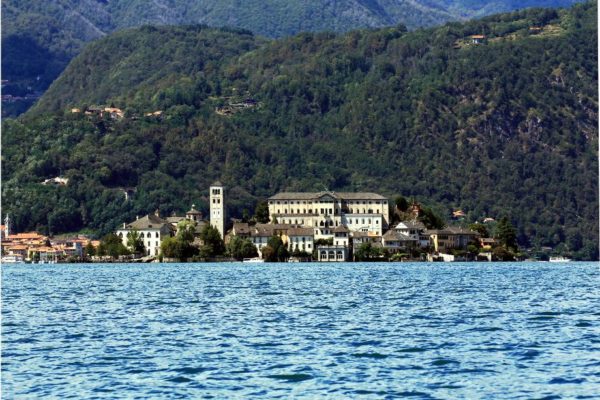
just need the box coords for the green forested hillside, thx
[1,0,584,117]
[2,2,598,259]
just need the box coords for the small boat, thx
[243,257,265,263]
[549,256,572,263]
[1,255,25,263]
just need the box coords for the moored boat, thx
[549,256,572,262]
[243,257,265,263]
[1,254,25,263]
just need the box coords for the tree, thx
[419,207,445,229]
[199,225,225,257]
[492,246,515,261]
[100,233,130,258]
[466,244,480,257]
[241,209,250,223]
[160,237,180,259]
[395,196,409,212]
[354,242,384,261]
[261,245,275,261]
[227,235,258,260]
[160,220,200,261]
[291,248,311,259]
[254,200,270,223]
[176,219,196,242]
[160,236,198,261]
[263,235,288,261]
[240,239,258,259]
[469,223,489,238]
[496,217,517,250]
[126,230,145,254]
[85,242,96,257]
[97,243,107,257]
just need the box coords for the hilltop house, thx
[42,177,69,186]
[470,34,486,44]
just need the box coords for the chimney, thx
[136,215,139,220]
[155,209,160,218]
[122,223,126,229]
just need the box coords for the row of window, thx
[273,208,383,215]
[118,231,160,239]
[276,217,381,227]
[320,250,345,260]
[347,218,379,225]
[289,236,310,242]
[288,243,312,250]
[271,200,386,205]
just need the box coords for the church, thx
[115,181,226,256]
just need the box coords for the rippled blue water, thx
[2,262,599,398]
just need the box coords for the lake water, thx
[2,262,599,398]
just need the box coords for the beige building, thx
[268,191,390,237]
[428,227,480,253]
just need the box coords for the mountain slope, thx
[2,2,598,259]
[1,0,584,116]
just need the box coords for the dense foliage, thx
[1,0,584,116]
[262,236,290,262]
[227,236,259,261]
[1,3,598,259]
[160,220,201,261]
[354,243,385,261]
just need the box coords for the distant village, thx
[2,181,523,264]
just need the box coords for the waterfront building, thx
[393,220,429,247]
[210,181,226,239]
[382,230,418,253]
[268,191,390,237]
[1,230,95,262]
[428,227,480,253]
[246,224,279,258]
[350,231,381,246]
[283,227,314,253]
[317,245,349,262]
[243,223,302,257]
[332,225,350,247]
[116,211,174,256]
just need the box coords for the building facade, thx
[428,227,480,253]
[116,212,174,256]
[268,191,390,237]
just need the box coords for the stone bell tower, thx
[209,181,226,239]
